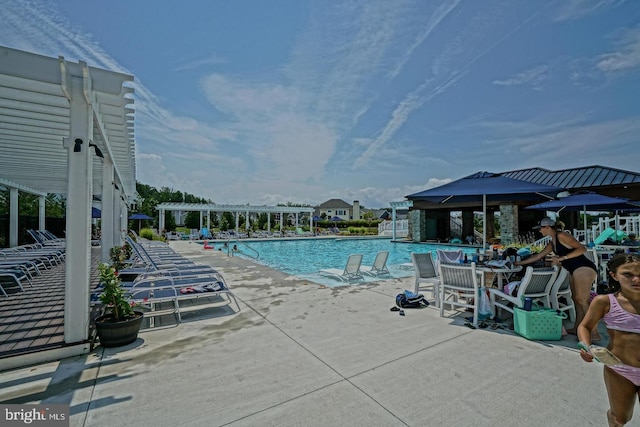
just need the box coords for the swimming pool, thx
[225,237,478,287]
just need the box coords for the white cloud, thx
[596,27,640,72]
[554,0,628,22]
[174,54,228,72]
[493,64,550,90]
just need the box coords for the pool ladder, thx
[226,239,259,260]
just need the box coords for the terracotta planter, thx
[94,310,144,348]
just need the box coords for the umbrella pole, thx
[482,194,487,251]
[583,205,587,244]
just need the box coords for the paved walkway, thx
[0,241,613,426]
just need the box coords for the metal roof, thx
[0,46,136,201]
[502,166,640,199]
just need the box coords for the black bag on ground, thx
[396,290,429,308]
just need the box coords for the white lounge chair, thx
[319,253,364,282]
[362,251,390,277]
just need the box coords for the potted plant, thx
[109,243,132,272]
[93,262,143,347]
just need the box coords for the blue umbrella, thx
[128,213,154,233]
[128,213,153,220]
[526,191,640,242]
[91,207,101,218]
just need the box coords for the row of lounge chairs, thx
[0,230,66,296]
[98,235,239,325]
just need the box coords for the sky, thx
[1,0,639,209]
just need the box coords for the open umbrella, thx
[526,191,640,243]
[407,172,564,249]
[128,212,154,233]
[91,207,101,219]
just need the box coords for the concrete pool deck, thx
[0,240,611,426]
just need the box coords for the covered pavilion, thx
[0,45,135,368]
[403,166,640,246]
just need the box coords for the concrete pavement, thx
[0,240,611,426]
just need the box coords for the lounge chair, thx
[295,227,312,237]
[319,253,364,282]
[361,251,390,277]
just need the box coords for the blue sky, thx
[1,0,639,208]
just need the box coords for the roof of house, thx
[317,199,352,209]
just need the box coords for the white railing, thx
[378,219,408,238]
[571,215,639,244]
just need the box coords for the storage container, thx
[513,307,566,340]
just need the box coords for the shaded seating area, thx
[0,238,67,296]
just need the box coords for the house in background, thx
[316,199,361,220]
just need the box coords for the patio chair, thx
[438,262,483,327]
[319,253,364,282]
[412,252,440,306]
[549,267,576,323]
[436,249,464,264]
[584,247,599,288]
[488,266,559,320]
[361,251,390,277]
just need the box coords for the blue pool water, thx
[225,237,478,287]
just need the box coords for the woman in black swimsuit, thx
[516,217,599,338]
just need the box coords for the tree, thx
[184,211,200,229]
[164,211,176,232]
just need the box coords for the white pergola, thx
[0,46,136,354]
[156,202,316,233]
[389,200,412,240]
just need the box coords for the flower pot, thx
[94,310,144,348]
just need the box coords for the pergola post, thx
[101,158,115,262]
[64,72,92,344]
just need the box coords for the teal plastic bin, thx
[513,307,567,341]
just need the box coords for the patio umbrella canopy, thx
[128,213,154,233]
[526,191,640,242]
[91,207,101,219]
[407,172,564,249]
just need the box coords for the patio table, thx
[476,263,522,290]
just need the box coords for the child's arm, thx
[577,295,609,362]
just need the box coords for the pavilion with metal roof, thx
[0,45,135,363]
[404,166,640,244]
